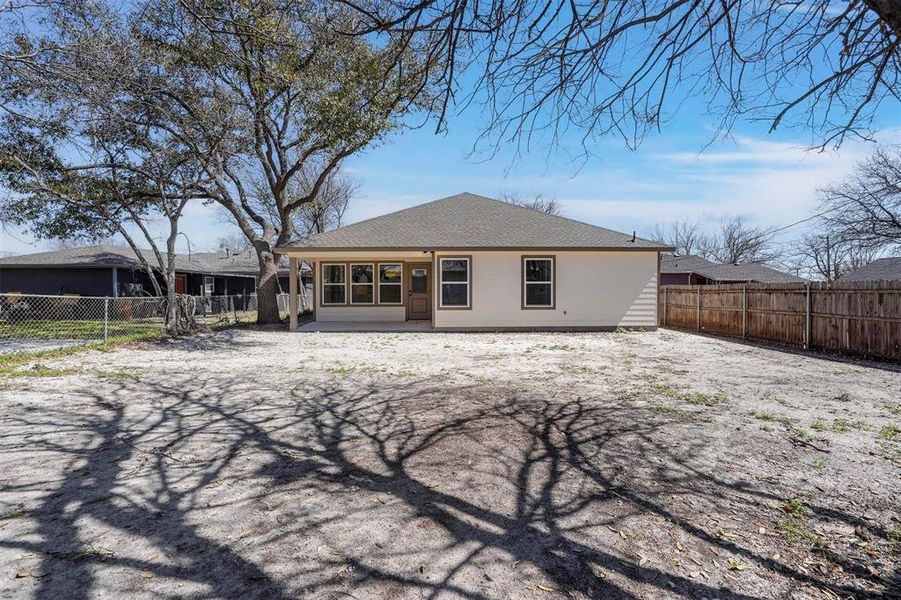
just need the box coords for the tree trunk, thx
[255,244,281,324]
[163,220,181,335]
[163,262,179,336]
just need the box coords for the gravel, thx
[1,328,899,599]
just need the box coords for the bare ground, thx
[0,328,899,599]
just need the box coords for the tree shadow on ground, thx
[0,370,896,599]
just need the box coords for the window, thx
[322,264,346,305]
[523,257,554,308]
[350,263,375,304]
[378,263,402,304]
[203,276,215,297]
[439,257,470,308]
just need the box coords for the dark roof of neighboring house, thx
[0,244,261,277]
[277,192,672,251]
[839,257,901,282]
[660,254,720,274]
[661,254,806,283]
[706,262,807,283]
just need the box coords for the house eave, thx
[274,245,675,254]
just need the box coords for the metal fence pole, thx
[103,297,109,342]
[805,282,812,350]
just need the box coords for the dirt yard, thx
[1,328,899,599]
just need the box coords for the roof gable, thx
[279,193,670,251]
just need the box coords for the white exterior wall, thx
[432,250,658,329]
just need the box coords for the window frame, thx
[320,263,348,306]
[349,262,376,305]
[521,255,555,310]
[437,256,472,310]
[377,262,404,306]
[203,276,215,297]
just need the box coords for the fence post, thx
[742,283,748,339]
[662,286,668,327]
[103,297,109,342]
[696,285,701,331]
[805,282,812,350]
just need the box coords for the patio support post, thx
[289,256,298,331]
[103,297,109,342]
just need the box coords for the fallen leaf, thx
[537,584,555,592]
[676,541,684,552]
[139,571,152,579]
[728,560,745,572]
[15,569,30,579]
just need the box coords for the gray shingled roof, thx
[705,262,806,283]
[660,254,719,274]
[661,254,806,283]
[839,257,901,282]
[0,244,261,276]
[277,193,671,251]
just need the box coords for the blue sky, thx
[1,83,898,256]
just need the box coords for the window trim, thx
[349,262,376,305]
[320,262,348,306]
[437,255,472,310]
[377,262,404,306]
[521,255,556,310]
[203,275,215,297]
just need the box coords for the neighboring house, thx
[660,254,806,285]
[274,192,672,330]
[0,245,261,297]
[839,257,901,282]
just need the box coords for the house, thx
[274,192,672,330]
[0,244,261,297]
[839,257,901,282]
[660,254,806,285]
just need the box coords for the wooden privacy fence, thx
[659,281,901,360]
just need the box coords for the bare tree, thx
[52,236,116,249]
[702,216,779,265]
[650,219,707,256]
[341,0,901,151]
[819,146,901,253]
[216,234,253,254]
[289,166,357,237]
[789,233,881,282]
[499,192,563,216]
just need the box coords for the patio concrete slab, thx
[296,320,434,332]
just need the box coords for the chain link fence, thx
[0,291,309,353]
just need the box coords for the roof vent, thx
[630,231,636,243]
